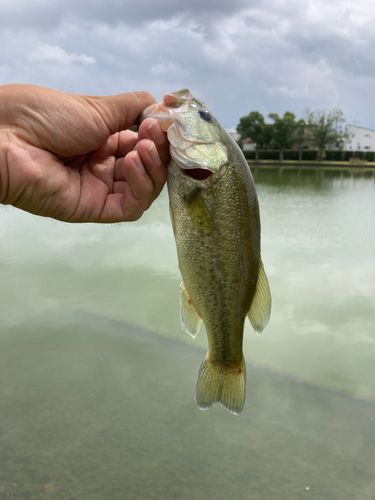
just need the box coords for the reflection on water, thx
[0,167,374,499]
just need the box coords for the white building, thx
[226,127,241,142]
[343,125,375,151]
[226,128,257,151]
[241,138,257,151]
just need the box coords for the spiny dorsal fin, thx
[248,260,271,333]
[180,281,202,339]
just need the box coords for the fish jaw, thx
[137,101,176,132]
[139,89,228,175]
[137,89,193,132]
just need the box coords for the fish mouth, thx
[181,168,213,181]
[136,102,175,131]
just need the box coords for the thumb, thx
[88,91,156,134]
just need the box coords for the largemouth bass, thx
[140,89,271,415]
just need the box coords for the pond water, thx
[0,166,374,499]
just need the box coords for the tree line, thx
[236,108,346,161]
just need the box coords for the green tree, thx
[237,111,271,160]
[294,118,306,161]
[304,108,346,161]
[268,111,299,161]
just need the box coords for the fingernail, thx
[147,119,165,145]
[147,143,162,165]
[132,151,146,173]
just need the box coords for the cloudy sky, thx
[1,0,375,129]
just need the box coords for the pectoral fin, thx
[248,260,271,333]
[182,188,214,233]
[180,281,202,339]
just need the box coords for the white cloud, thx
[30,44,95,65]
[151,59,179,75]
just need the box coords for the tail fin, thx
[195,356,246,415]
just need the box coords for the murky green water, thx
[0,167,374,499]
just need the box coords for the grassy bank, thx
[247,159,375,170]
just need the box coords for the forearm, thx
[0,133,9,204]
[0,85,10,203]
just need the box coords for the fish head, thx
[139,89,228,182]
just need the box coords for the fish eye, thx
[198,109,212,121]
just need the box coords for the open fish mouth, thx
[181,168,213,181]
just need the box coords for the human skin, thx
[0,84,169,223]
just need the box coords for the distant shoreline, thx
[248,160,375,171]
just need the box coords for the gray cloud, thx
[1,0,375,129]
[0,0,252,30]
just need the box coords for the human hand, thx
[0,84,169,223]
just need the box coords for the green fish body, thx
[140,89,271,415]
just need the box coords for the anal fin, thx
[180,281,202,339]
[248,260,271,333]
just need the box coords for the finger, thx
[99,152,152,223]
[114,137,165,184]
[115,129,138,158]
[121,150,153,201]
[121,150,155,215]
[135,140,167,207]
[138,118,170,167]
[88,91,156,136]
[113,130,142,182]
[113,180,128,194]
